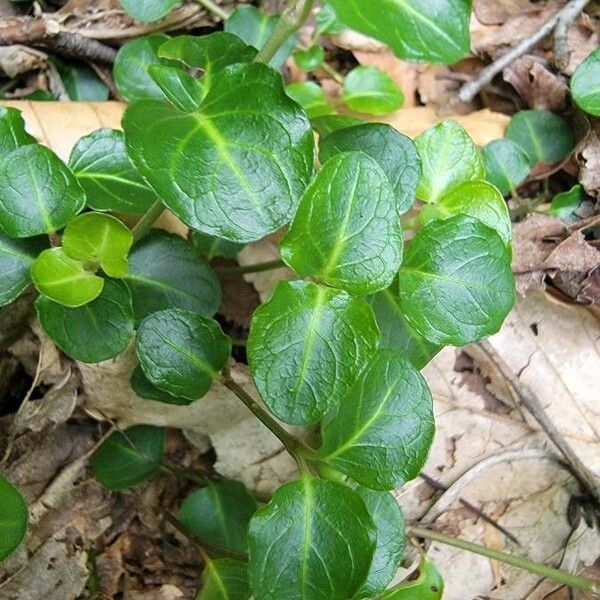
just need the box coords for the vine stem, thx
[131,200,165,242]
[194,0,230,21]
[216,258,286,275]
[408,526,600,595]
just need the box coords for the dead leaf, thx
[474,0,535,25]
[578,129,600,198]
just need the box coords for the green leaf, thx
[320,349,434,490]
[320,123,421,214]
[0,232,47,307]
[31,248,104,307]
[36,278,135,362]
[196,558,251,600]
[54,58,109,101]
[342,66,404,115]
[124,231,220,324]
[415,120,484,203]
[293,45,325,71]
[0,107,36,154]
[548,184,585,221]
[316,5,346,35]
[69,128,158,214]
[397,215,515,346]
[136,309,231,401]
[571,47,600,116]
[91,425,165,491]
[180,480,257,553]
[482,138,531,195]
[62,213,133,278]
[0,144,85,238]
[286,81,334,118]
[506,110,574,164]
[124,63,314,243]
[420,180,512,246]
[248,477,376,600]
[247,280,379,425]
[380,558,444,599]
[148,65,205,111]
[120,0,179,22]
[0,475,28,562]
[225,5,297,68]
[310,115,364,138]
[281,152,403,295]
[326,0,471,65]
[130,365,189,405]
[192,231,245,260]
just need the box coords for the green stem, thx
[217,259,286,275]
[409,526,600,595]
[194,0,230,20]
[131,200,165,242]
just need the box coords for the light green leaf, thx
[136,309,231,401]
[196,558,251,600]
[548,184,585,221]
[316,5,346,35]
[293,45,325,71]
[281,152,403,295]
[91,425,165,490]
[482,138,531,195]
[36,278,135,362]
[342,66,404,115]
[310,115,364,138]
[286,81,335,118]
[130,365,189,405]
[248,477,376,600]
[0,107,36,154]
[148,65,205,111]
[571,47,600,116]
[120,0,180,22]
[0,144,85,238]
[123,63,314,243]
[380,558,444,599]
[415,120,484,203]
[54,58,109,101]
[397,215,515,346]
[192,231,245,260]
[0,475,28,562]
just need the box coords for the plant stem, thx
[409,526,600,595]
[131,200,165,243]
[217,259,286,275]
[194,0,229,20]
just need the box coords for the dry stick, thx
[456,0,592,104]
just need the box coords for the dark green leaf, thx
[247,280,379,425]
[124,231,220,324]
[326,0,471,64]
[286,81,334,118]
[36,278,135,362]
[136,309,231,401]
[0,144,85,237]
[196,558,251,600]
[380,558,444,599]
[482,138,531,195]
[548,184,585,221]
[180,480,257,553]
[293,45,325,71]
[397,215,515,346]
[281,152,403,295]
[320,123,421,214]
[310,115,364,138]
[571,47,600,116]
[148,65,205,111]
[91,425,165,490]
[120,0,179,22]
[21,90,57,101]
[0,107,36,154]
[54,58,109,101]
[342,66,404,115]
[248,477,376,600]
[130,365,190,405]
[320,349,434,490]
[0,475,28,562]
[192,231,244,260]
[124,63,314,243]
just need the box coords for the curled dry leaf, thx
[577,128,600,198]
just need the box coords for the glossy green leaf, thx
[320,123,421,214]
[294,45,325,71]
[320,349,434,490]
[36,278,135,362]
[124,231,220,324]
[0,144,85,238]
[0,475,28,562]
[62,213,133,278]
[548,184,585,221]
[415,120,484,203]
[326,0,471,64]
[0,232,47,307]
[316,5,346,35]
[571,47,600,116]
[124,63,314,243]
[0,107,36,154]
[31,248,104,307]
[54,58,109,101]
[397,215,515,346]
[69,129,158,214]
[120,0,179,22]
[310,115,364,138]
[380,558,444,599]
[506,110,574,164]
[91,425,165,490]
[247,280,379,425]
[248,477,376,600]
[192,231,244,260]
[136,309,231,401]
[196,558,251,600]
[286,81,334,118]
[130,365,189,405]
[281,152,403,295]
[180,480,257,553]
[482,138,531,195]
[224,5,297,68]
[148,65,204,111]
[342,66,404,115]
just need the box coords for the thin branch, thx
[131,201,165,243]
[216,259,286,275]
[194,0,230,21]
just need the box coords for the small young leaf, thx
[310,114,364,138]
[192,231,245,261]
[571,47,600,116]
[548,184,585,221]
[53,58,109,101]
[197,558,251,600]
[506,110,574,164]
[0,107,36,154]
[380,558,444,599]
[62,213,133,278]
[136,309,231,401]
[91,425,165,491]
[247,280,380,425]
[130,365,189,405]
[124,231,220,324]
[36,278,135,362]
[286,81,335,118]
[180,480,257,553]
[31,248,104,307]
[0,475,28,562]
[415,120,484,203]
[148,65,205,111]
[69,129,159,214]
[397,215,515,346]
[320,349,434,490]
[293,45,325,71]
[248,477,376,600]
[320,123,421,214]
[482,138,531,195]
[342,66,404,115]
[281,152,403,295]
[120,0,180,22]
[0,145,85,238]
